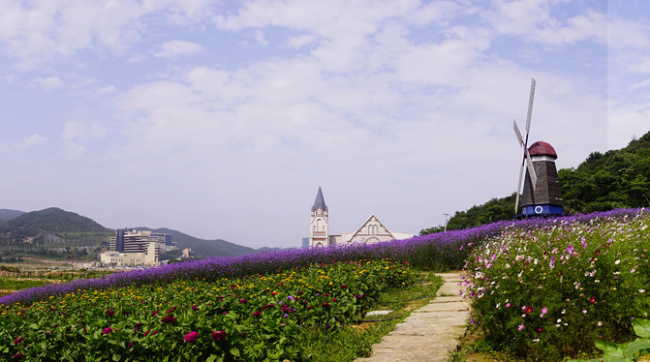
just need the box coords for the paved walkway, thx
[355,273,469,362]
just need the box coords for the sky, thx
[1,0,649,249]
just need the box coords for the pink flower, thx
[184,331,199,343]
[102,327,113,335]
[518,324,524,331]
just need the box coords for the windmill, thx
[513,78,564,216]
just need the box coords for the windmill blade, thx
[525,78,536,134]
[513,120,524,146]
[514,162,525,213]
[525,150,538,187]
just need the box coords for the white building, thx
[100,242,159,266]
[309,187,414,247]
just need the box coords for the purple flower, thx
[184,331,199,343]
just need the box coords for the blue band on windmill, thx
[513,78,564,217]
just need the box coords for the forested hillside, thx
[421,131,650,234]
[0,207,111,245]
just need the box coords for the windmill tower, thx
[309,187,330,247]
[513,79,564,216]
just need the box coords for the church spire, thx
[312,187,327,211]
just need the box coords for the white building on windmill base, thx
[309,187,414,247]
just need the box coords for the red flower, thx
[13,353,23,359]
[239,299,248,304]
[331,298,337,302]
[161,315,177,323]
[253,311,263,317]
[322,302,330,308]
[211,330,227,341]
[13,337,24,345]
[102,327,113,335]
[151,310,158,316]
[106,309,114,317]
[525,306,533,314]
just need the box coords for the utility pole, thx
[443,213,450,232]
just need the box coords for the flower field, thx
[462,209,650,360]
[2,208,648,361]
[1,259,412,361]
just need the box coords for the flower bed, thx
[1,259,412,361]
[462,209,650,360]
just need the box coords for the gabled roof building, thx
[309,187,414,247]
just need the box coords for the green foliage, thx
[568,319,650,362]
[420,195,517,235]
[421,130,650,233]
[560,135,650,214]
[464,210,650,361]
[0,259,413,361]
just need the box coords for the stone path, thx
[355,273,469,362]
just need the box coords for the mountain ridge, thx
[0,207,279,258]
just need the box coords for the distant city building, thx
[100,242,158,266]
[182,248,193,258]
[104,229,175,266]
[309,187,414,247]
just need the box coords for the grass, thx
[301,271,444,361]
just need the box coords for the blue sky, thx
[1,0,648,248]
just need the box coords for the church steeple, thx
[312,186,327,212]
[309,187,329,247]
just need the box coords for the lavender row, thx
[1,208,643,307]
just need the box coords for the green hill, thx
[421,130,650,234]
[0,209,25,222]
[136,227,277,258]
[0,207,112,246]
[2,207,109,234]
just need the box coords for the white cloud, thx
[486,0,606,45]
[62,121,106,142]
[0,134,47,154]
[29,76,64,91]
[154,40,203,58]
[0,0,215,69]
[288,34,315,48]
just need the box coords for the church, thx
[309,187,414,247]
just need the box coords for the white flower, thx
[615,260,621,265]
[640,289,646,293]
[598,321,602,327]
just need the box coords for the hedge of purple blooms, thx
[1,208,643,308]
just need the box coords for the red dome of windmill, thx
[528,141,557,159]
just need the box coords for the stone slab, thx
[416,301,469,313]
[366,310,393,316]
[356,335,458,362]
[430,295,464,303]
[436,283,462,297]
